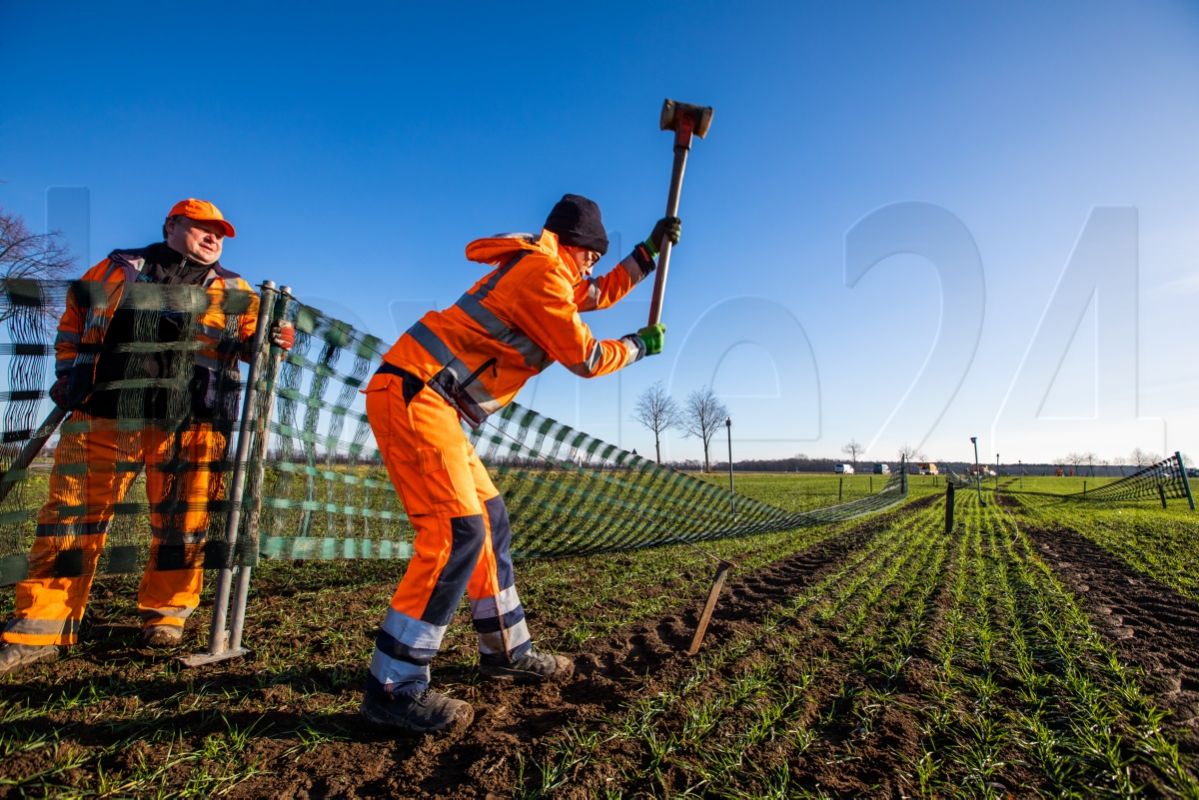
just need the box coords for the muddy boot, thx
[360,688,474,734]
[142,625,183,647]
[0,643,58,675]
[479,648,574,684]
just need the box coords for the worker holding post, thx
[361,194,679,733]
[0,199,295,675]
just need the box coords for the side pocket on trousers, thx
[416,447,458,507]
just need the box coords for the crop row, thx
[914,492,1196,798]
[526,498,951,796]
[520,490,1199,797]
[1006,489,1199,602]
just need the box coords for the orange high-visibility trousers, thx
[364,368,530,698]
[2,413,229,646]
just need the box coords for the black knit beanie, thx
[543,194,609,255]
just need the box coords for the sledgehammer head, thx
[660,99,714,144]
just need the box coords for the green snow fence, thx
[1,278,912,590]
[1074,452,1196,509]
[0,278,256,586]
[251,301,911,564]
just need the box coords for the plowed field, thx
[3,476,1198,798]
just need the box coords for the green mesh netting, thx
[0,279,253,584]
[1,281,911,586]
[1074,453,1192,505]
[249,301,909,563]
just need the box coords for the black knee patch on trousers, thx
[421,514,486,626]
[484,495,515,590]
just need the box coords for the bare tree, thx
[841,438,863,469]
[632,381,681,464]
[1064,452,1086,474]
[1,208,73,281]
[0,207,75,325]
[1130,447,1160,468]
[897,443,923,464]
[682,386,728,472]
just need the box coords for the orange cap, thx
[166,198,236,238]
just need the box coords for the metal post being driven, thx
[228,285,295,653]
[182,280,279,667]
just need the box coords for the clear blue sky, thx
[4,1,1198,465]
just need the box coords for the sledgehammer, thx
[648,98,714,327]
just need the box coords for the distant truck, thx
[908,462,939,475]
[834,463,855,474]
[873,463,890,474]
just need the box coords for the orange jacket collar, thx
[464,229,581,280]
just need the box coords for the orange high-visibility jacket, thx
[379,229,655,426]
[54,247,259,417]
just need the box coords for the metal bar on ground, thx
[0,406,67,505]
[182,280,278,667]
[688,560,731,655]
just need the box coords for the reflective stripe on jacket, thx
[379,229,653,426]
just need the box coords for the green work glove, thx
[644,216,682,257]
[637,323,666,356]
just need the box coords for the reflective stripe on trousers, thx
[363,371,531,699]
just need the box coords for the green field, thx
[2,472,1198,797]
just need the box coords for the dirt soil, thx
[1025,524,1199,742]
[228,512,911,798]
[32,493,1198,799]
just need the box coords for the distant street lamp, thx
[970,436,986,506]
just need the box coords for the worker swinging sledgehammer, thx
[359,195,680,734]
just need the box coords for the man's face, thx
[165,217,225,265]
[562,245,601,277]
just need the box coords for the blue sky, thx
[3,1,1198,464]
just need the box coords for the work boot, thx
[479,648,574,684]
[142,625,183,647]
[0,643,58,675]
[360,688,474,734]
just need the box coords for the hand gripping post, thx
[648,98,714,327]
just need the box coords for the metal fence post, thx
[724,417,735,518]
[182,281,278,667]
[944,483,955,534]
[1176,451,1196,512]
[228,285,294,652]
